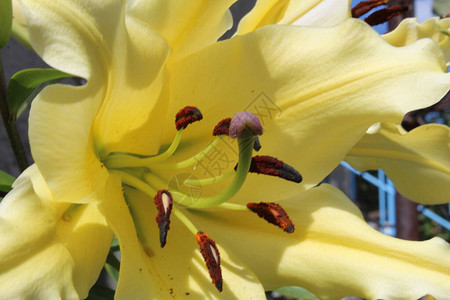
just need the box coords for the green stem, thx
[0,53,28,172]
[113,170,157,198]
[183,170,234,187]
[219,202,249,211]
[175,134,254,208]
[172,207,198,235]
[105,130,183,169]
[149,136,223,170]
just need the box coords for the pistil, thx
[105,106,303,292]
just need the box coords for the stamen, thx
[351,0,388,18]
[183,170,235,187]
[175,106,203,130]
[195,231,223,292]
[154,190,173,248]
[364,5,408,26]
[219,202,249,211]
[247,202,295,233]
[229,112,263,138]
[236,155,302,183]
[104,130,183,168]
[114,170,158,198]
[149,136,224,170]
[213,118,231,136]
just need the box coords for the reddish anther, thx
[195,231,223,292]
[247,202,295,233]
[154,190,173,248]
[364,5,408,26]
[175,106,203,130]
[236,155,302,183]
[213,118,231,136]
[351,0,388,18]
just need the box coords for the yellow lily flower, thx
[345,123,450,205]
[235,0,352,33]
[1,0,450,299]
[383,17,450,66]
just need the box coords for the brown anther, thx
[195,231,223,292]
[247,202,295,233]
[175,106,203,130]
[154,190,173,248]
[351,0,388,18]
[236,155,302,183]
[364,5,408,26]
[213,118,231,136]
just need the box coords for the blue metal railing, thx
[340,161,450,236]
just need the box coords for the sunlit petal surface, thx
[237,0,351,34]
[5,0,450,298]
[189,184,450,300]
[383,17,450,65]
[99,175,266,299]
[346,123,450,204]
[0,165,112,299]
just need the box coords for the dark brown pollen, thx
[213,118,231,136]
[175,106,203,130]
[236,155,302,183]
[154,190,173,248]
[364,5,408,26]
[195,231,223,292]
[247,202,295,233]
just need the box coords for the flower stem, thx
[0,53,29,172]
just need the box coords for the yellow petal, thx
[127,0,235,62]
[165,19,450,202]
[0,165,113,299]
[91,15,170,155]
[383,17,450,66]
[236,0,351,35]
[29,83,109,203]
[99,174,266,299]
[20,0,124,79]
[188,184,450,300]
[24,0,170,203]
[345,123,450,204]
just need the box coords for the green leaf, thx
[7,68,73,121]
[86,285,115,300]
[274,286,318,299]
[105,264,119,282]
[0,0,12,48]
[0,169,15,193]
[433,0,450,17]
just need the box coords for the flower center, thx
[102,106,302,291]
